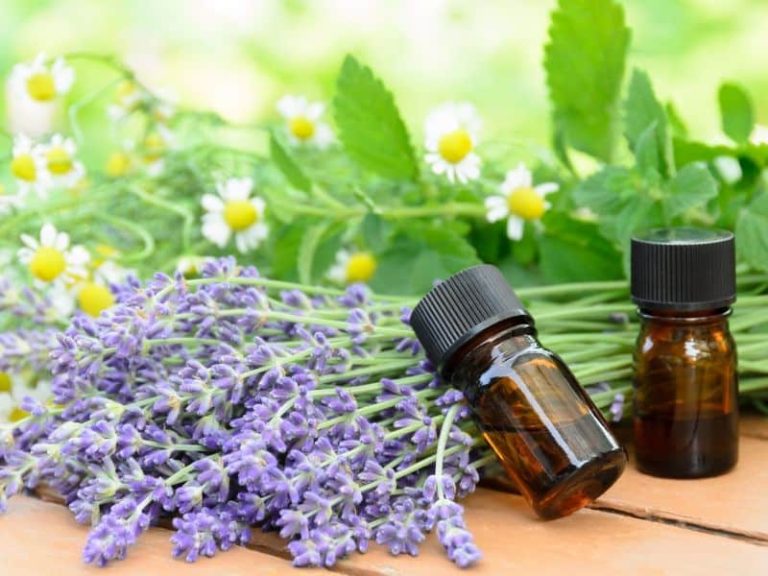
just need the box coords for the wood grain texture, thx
[0,496,331,576]
[245,489,768,576]
[595,438,768,542]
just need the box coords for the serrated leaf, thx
[297,221,333,284]
[624,69,673,176]
[370,225,479,295]
[736,192,768,271]
[718,83,754,144]
[663,163,718,220]
[634,122,662,180]
[544,0,630,162]
[270,133,311,193]
[573,166,640,215]
[333,55,418,180]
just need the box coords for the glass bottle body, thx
[633,309,738,478]
[444,320,626,520]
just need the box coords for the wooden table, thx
[1,417,767,576]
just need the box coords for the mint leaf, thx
[334,55,418,180]
[270,133,311,193]
[573,166,640,215]
[736,193,768,271]
[634,122,663,179]
[544,0,630,162]
[663,163,718,220]
[370,224,479,295]
[624,69,672,176]
[718,83,754,144]
[539,215,624,282]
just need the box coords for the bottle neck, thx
[637,306,731,326]
[441,318,537,381]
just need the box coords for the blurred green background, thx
[2,0,767,149]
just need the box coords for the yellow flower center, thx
[11,154,37,182]
[143,132,166,163]
[437,129,473,164]
[9,406,28,422]
[26,72,56,101]
[78,282,115,317]
[346,252,377,283]
[46,146,73,175]
[116,80,137,102]
[289,117,315,141]
[507,187,547,221]
[223,200,258,231]
[106,151,131,177]
[0,372,12,393]
[29,246,67,282]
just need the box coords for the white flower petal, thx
[201,193,224,213]
[224,177,253,201]
[501,163,533,194]
[484,196,509,223]
[535,182,559,197]
[202,214,231,247]
[506,216,525,241]
[40,223,58,247]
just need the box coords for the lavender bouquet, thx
[0,258,493,568]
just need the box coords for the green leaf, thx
[624,69,673,176]
[269,133,311,193]
[370,224,479,295]
[544,0,630,162]
[736,192,768,271]
[297,221,333,284]
[573,166,640,215]
[634,122,662,179]
[673,138,735,166]
[333,55,418,180]
[663,163,718,220]
[539,215,624,282]
[718,83,754,144]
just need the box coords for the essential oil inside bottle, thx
[411,265,626,519]
[631,228,739,479]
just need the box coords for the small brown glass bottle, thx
[631,228,738,478]
[411,265,626,520]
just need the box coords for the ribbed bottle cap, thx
[631,228,736,311]
[410,265,531,370]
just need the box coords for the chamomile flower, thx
[328,250,378,284]
[18,222,90,285]
[41,134,85,188]
[201,178,269,253]
[10,134,49,197]
[0,374,51,423]
[485,163,558,241]
[424,102,482,184]
[141,126,174,175]
[177,255,211,278]
[10,54,74,103]
[277,95,333,148]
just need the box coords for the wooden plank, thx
[0,496,331,576]
[741,414,768,440]
[595,436,768,542]
[247,488,768,576]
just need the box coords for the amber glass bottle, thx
[631,228,738,478]
[411,265,626,519]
